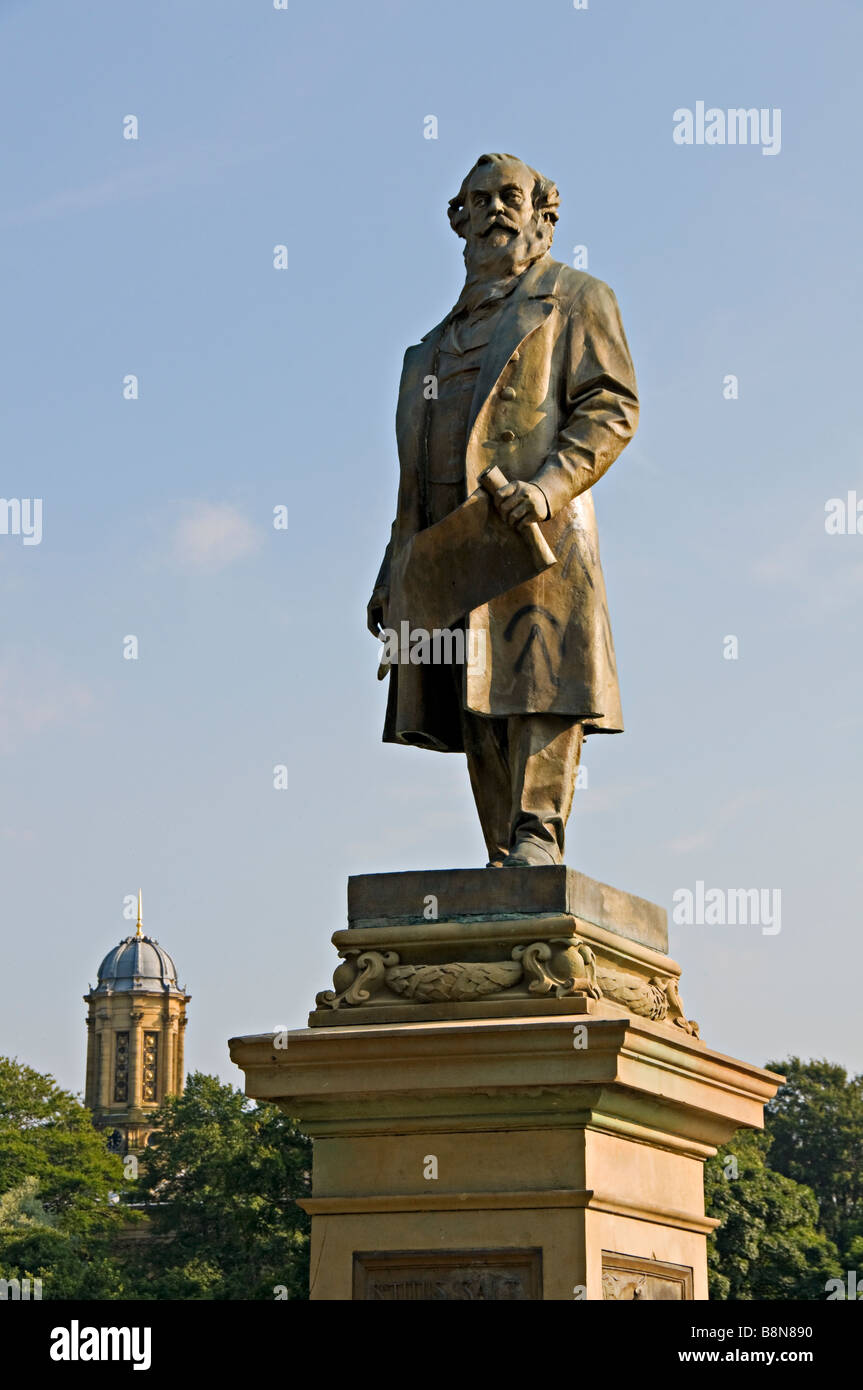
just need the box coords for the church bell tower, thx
[84,893,190,1153]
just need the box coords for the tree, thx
[0,1056,133,1298]
[765,1057,863,1264]
[705,1127,840,1299]
[0,1055,125,1232]
[0,1059,312,1300]
[0,1176,56,1231]
[133,1073,311,1300]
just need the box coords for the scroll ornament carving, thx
[316,949,400,1008]
[316,941,601,1010]
[315,938,697,1035]
[661,976,700,1037]
[514,938,601,999]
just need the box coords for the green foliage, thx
[0,1059,311,1301]
[132,1073,311,1300]
[764,1056,863,1264]
[0,1175,56,1231]
[0,1056,132,1297]
[0,1056,125,1233]
[705,1128,840,1299]
[707,1056,863,1298]
[0,1225,139,1299]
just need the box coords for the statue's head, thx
[448,153,559,276]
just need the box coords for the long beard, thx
[463,215,553,281]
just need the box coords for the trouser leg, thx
[459,705,512,864]
[449,638,511,864]
[507,715,583,863]
[460,697,583,865]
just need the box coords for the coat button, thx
[500,386,517,400]
[510,351,520,362]
[499,429,516,442]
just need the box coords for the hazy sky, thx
[2,0,860,1096]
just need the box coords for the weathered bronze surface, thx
[368,153,638,866]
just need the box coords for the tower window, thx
[113,1031,129,1103]
[142,1031,159,1101]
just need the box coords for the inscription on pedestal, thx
[353,1248,542,1301]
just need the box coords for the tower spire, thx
[136,888,143,938]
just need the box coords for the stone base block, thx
[229,1012,782,1301]
[229,869,782,1299]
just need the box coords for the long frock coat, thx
[374,254,639,752]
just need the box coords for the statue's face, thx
[464,160,536,249]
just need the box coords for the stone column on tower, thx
[97,1009,112,1110]
[84,1015,96,1107]
[175,1013,188,1094]
[163,1016,177,1100]
[128,1009,145,1111]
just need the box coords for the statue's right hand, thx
[366,588,388,638]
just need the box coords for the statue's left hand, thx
[366,586,389,637]
[493,480,549,528]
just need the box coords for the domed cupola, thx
[94,930,183,997]
[83,892,190,1154]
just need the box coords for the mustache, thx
[479,215,518,236]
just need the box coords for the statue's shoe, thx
[485,858,505,869]
[502,839,558,868]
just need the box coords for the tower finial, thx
[136,888,143,938]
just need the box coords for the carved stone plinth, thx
[229,869,782,1300]
[309,867,698,1035]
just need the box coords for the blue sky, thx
[1,0,861,1093]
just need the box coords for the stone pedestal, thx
[228,869,782,1301]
